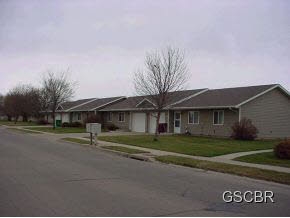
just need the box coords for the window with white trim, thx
[188,111,199,124]
[107,112,113,122]
[213,110,224,125]
[118,112,125,122]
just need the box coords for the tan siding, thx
[168,111,175,133]
[241,88,290,138]
[180,109,239,137]
[103,111,130,131]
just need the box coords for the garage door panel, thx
[132,113,146,133]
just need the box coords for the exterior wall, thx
[103,111,130,131]
[179,109,239,137]
[168,110,174,133]
[241,88,290,139]
[70,111,94,123]
[103,110,169,132]
[0,115,8,121]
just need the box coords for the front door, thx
[174,112,181,133]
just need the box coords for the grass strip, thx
[62,137,90,144]
[235,152,290,168]
[7,128,43,134]
[101,146,150,154]
[98,135,277,157]
[0,121,40,126]
[155,155,290,185]
[25,127,86,134]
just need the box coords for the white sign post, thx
[86,123,102,145]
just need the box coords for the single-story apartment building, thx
[99,84,290,139]
[49,84,290,139]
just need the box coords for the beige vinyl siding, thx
[240,88,290,139]
[180,109,239,137]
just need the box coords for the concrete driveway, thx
[0,126,289,216]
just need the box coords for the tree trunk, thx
[14,116,18,124]
[52,112,55,130]
[23,114,28,122]
[154,111,161,141]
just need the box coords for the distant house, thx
[46,97,126,124]
[48,84,290,139]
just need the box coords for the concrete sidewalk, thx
[77,137,290,174]
[212,149,273,160]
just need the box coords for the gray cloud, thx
[0,0,289,99]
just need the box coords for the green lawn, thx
[98,135,278,157]
[61,137,90,144]
[7,128,43,134]
[24,127,86,134]
[101,146,150,154]
[0,120,40,126]
[156,155,290,185]
[235,152,290,168]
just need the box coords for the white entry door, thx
[174,112,181,133]
[149,112,166,133]
[132,113,146,132]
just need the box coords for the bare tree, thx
[4,87,23,123]
[134,47,189,140]
[3,85,42,123]
[41,70,75,129]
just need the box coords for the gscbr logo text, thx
[223,191,274,203]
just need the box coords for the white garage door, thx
[149,112,166,133]
[132,113,146,132]
[62,113,70,123]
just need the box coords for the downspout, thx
[238,107,241,122]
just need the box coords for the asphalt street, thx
[0,126,289,216]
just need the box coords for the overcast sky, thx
[0,0,289,100]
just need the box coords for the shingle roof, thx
[172,84,277,108]
[100,89,207,111]
[59,98,96,111]
[69,96,126,111]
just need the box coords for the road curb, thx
[97,146,152,162]
[60,138,152,162]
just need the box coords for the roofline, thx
[65,98,98,112]
[171,106,237,110]
[100,107,156,112]
[235,84,289,107]
[135,98,156,108]
[88,96,127,111]
[166,88,209,108]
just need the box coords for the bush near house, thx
[83,114,102,125]
[231,118,258,140]
[274,140,290,159]
[36,119,49,125]
[106,123,119,131]
[61,121,83,128]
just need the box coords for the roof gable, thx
[172,84,282,109]
[68,96,126,111]
[100,89,207,111]
[135,98,156,108]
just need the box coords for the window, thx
[188,111,199,124]
[76,112,81,121]
[118,112,125,122]
[213,110,224,125]
[107,112,113,122]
